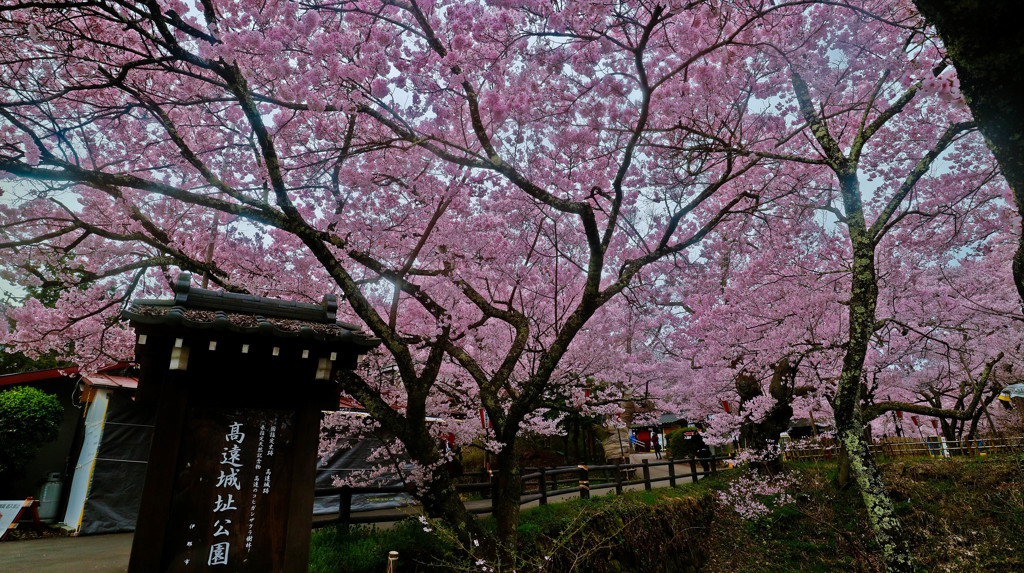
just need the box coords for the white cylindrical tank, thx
[38,472,63,522]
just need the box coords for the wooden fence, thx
[783,436,1024,462]
[313,455,728,529]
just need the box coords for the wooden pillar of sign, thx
[124,276,376,573]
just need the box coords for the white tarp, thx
[1000,383,1024,400]
[62,388,108,533]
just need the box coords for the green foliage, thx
[0,386,64,479]
[0,349,73,376]
[516,491,716,573]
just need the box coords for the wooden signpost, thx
[124,274,377,572]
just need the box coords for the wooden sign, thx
[160,409,295,571]
[123,274,378,573]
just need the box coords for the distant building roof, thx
[0,363,130,389]
[658,413,684,425]
[121,273,378,348]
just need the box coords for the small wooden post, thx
[490,470,499,512]
[710,455,718,475]
[689,456,698,483]
[551,471,559,492]
[668,457,677,488]
[386,550,399,573]
[642,459,652,491]
[339,486,353,533]
[538,468,548,506]
[615,461,624,495]
[578,465,590,500]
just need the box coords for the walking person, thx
[652,433,663,459]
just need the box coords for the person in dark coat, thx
[652,434,663,459]
[695,432,712,473]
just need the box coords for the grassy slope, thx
[704,456,1024,573]
[310,455,1024,572]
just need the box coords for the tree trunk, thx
[833,173,915,572]
[835,362,913,572]
[491,441,523,569]
[400,431,482,547]
[735,361,796,471]
[913,1,1024,305]
[940,418,956,442]
[838,421,914,572]
[419,471,481,546]
[339,371,481,546]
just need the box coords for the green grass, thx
[309,519,454,573]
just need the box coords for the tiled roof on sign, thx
[121,273,378,347]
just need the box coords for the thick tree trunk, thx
[838,421,914,572]
[913,1,1024,305]
[835,346,914,570]
[735,361,796,471]
[401,432,482,547]
[419,471,480,545]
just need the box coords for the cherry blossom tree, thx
[0,0,784,553]
[3,3,1016,568]
[652,2,1016,570]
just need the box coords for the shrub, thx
[522,491,716,573]
[0,386,63,480]
[668,426,702,458]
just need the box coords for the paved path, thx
[0,532,132,573]
[0,454,710,572]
